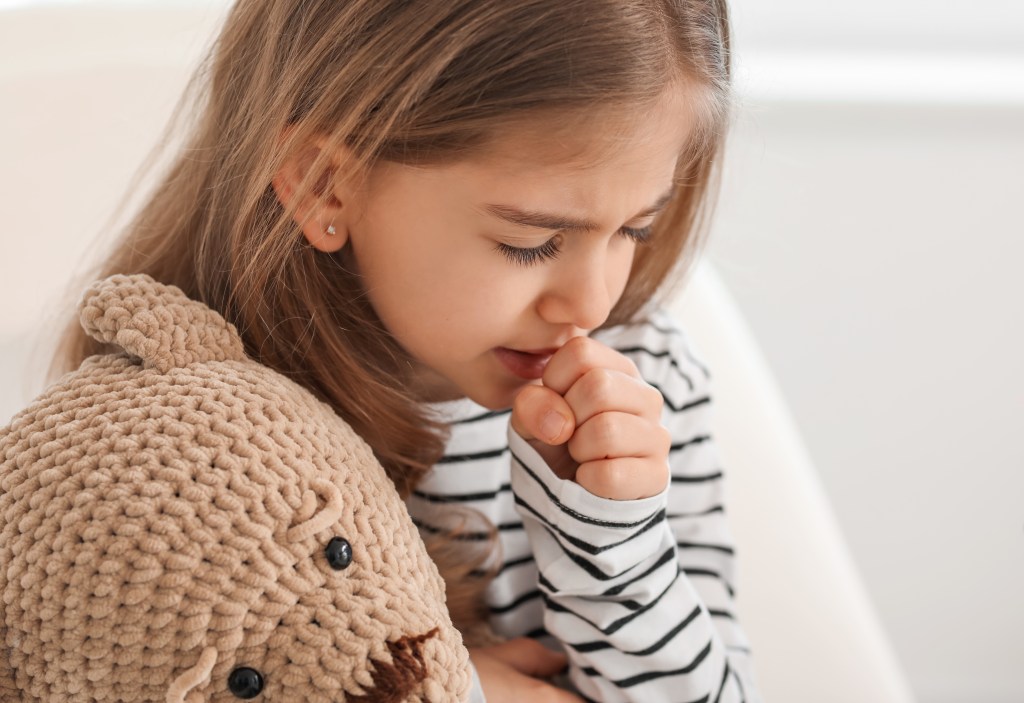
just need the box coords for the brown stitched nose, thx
[348,627,440,703]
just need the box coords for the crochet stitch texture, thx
[0,274,471,702]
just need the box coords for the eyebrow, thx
[483,187,676,233]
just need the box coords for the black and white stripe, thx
[410,310,759,702]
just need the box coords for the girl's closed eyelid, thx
[621,224,653,242]
[494,235,562,266]
[495,224,654,267]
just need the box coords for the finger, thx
[562,367,664,426]
[510,384,576,446]
[542,336,640,396]
[567,411,671,465]
[478,638,569,678]
[575,456,670,501]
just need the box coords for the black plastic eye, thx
[228,666,264,699]
[325,536,353,570]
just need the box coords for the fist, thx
[510,336,671,501]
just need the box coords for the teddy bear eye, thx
[325,536,353,570]
[227,666,264,699]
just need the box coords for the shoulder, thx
[592,309,711,407]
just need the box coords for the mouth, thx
[494,347,555,380]
[348,627,439,703]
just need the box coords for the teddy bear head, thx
[0,274,470,702]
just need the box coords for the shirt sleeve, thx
[506,310,760,703]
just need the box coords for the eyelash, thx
[495,225,653,267]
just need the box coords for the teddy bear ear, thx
[78,273,246,373]
[166,646,218,703]
[286,478,346,543]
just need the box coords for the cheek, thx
[608,241,638,302]
[364,235,519,341]
[426,263,525,332]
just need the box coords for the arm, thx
[647,311,758,699]
[507,313,759,703]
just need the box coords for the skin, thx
[470,638,582,703]
[274,84,694,697]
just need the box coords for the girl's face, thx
[342,88,694,410]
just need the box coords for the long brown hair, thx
[52,0,732,636]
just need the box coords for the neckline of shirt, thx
[424,396,492,424]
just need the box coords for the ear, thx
[271,133,359,253]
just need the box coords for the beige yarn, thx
[0,274,471,702]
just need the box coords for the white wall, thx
[713,2,1024,701]
[731,0,1024,53]
[0,0,224,402]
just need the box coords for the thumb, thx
[510,384,575,446]
[481,638,569,678]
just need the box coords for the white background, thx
[1,1,1022,701]
[713,1,1024,702]
[731,0,1023,54]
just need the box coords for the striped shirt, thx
[411,310,759,703]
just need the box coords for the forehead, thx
[445,87,696,204]
[494,86,691,162]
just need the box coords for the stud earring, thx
[326,223,337,236]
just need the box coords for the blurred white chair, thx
[671,268,916,702]
[0,2,915,701]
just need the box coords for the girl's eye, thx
[620,225,653,244]
[495,225,653,267]
[495,236,562,266]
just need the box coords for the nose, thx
[535,246,617,331]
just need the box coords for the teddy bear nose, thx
[227,666,264,699]
[325,537,353,570]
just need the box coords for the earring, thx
[326,223,337,236]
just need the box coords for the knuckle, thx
[579,368,616,405]
[623,355,640,377]
[643,381,665,410]
[564,335,591,353]
[583,458,627,497]
[512,384,545,414]
[590,413,621,448]
[630,381,660,414]
[565,336,600,368]
[572,414,618,457]
[603,457,666,500]
[601,461,633,497]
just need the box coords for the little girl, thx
[49,0,758,700]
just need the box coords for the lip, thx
[494,347,554,380]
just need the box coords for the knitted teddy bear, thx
[0,274,472,702]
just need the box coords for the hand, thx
[510,336,670,501]
[469,638,582,703]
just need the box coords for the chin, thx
[464,379,533,412]
[459,388,506,411]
